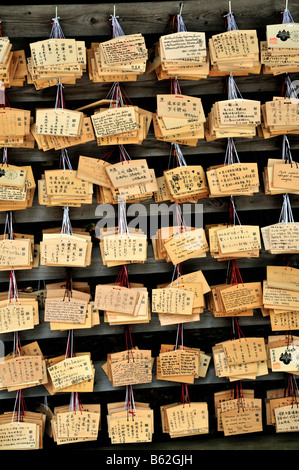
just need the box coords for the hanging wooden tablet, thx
[147,12,209,81]
[205,74,261,141]
[0,339,47,392]
[213,341,268,382]
[103,348,153,387]
[268,334,299,375]
[27,15,86,90]
[259,97,299,138]
[207,139,259,197]
[161,400,209,438]
[0,393,45,450]
[207,196,261,261]
[262,8,299,75]
[88,13,147,83]
[209,9,260,76]
[153,265,209,325]
[261,195,299,254]
[38,159,94,208]
[0,152,36,211]
[45,352,95,395]
[220,397,263,436]
[82,83,151,147]
[51,398,101,445]
[107,400,154,444]
[214,386,255,431]
[266,376,299,432]
[40,208,92,267]
[156,344,209,384]
[0,25,28,88]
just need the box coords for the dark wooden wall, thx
[0,0,299,450]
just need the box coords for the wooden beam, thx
[0,191,297,225]
[3,132,299,161]
[6,71,295,102]
[0,1,297,38]
[0,362,284,400]
[0,311,270,342]
[0,247,295,283]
